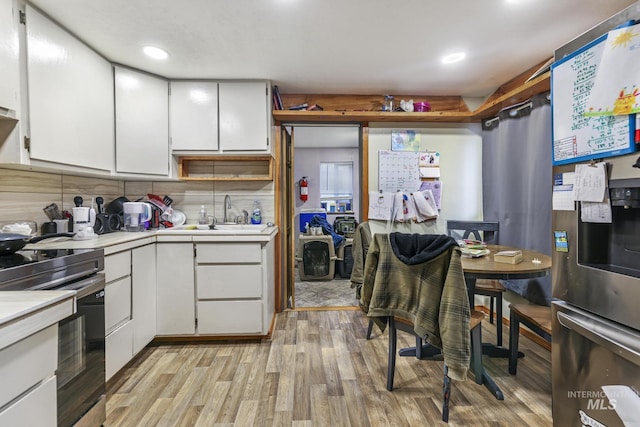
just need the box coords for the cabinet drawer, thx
[197,300,262,334]
[196,243,261,264]
[105,251,131,282]
[197,265,262,299]
[105,320,133,381]
[0,375,56,427]
[0,325,57,410]
[105,276,131,334]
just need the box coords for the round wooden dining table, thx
[461,244,552,314]
[460,244,552,398]
[461,244,552,284]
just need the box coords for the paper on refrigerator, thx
[573,162,607,202]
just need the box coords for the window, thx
[319,162,353,213]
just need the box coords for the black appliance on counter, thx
[0,248,106,427]
[93,196,122,235]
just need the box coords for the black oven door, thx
[56,273,106,427]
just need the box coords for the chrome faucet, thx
[223,194,231,223]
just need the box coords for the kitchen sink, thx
[211,223,267,232]
[162,223,269,233]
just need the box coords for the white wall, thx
[368,122,484,232]
[293,147,360,235]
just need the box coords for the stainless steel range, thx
[0,248,106,427]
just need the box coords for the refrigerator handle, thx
[557,311,640,368]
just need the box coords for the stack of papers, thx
[460,247,490,258]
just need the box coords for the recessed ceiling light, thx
[143,46,169,60]
[442,52,466,64]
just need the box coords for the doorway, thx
[284,124,362,309]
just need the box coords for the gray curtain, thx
[482,92,552,305]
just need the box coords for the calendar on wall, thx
[378,150,421,192]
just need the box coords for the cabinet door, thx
[219,81,269,152]
[170,81,218,151]
[26,5,114,171]
[105,321,133,381]
[0,0,19,114]
[115,66,169,175]
[156,243,195,335]
[105,276,131,334]
[197,265,262,299]
[197,300,262,334]
[0,375,56,427]
[132,244,156,353]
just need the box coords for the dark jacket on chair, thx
[360,233,470,381]
[350,222,372,298]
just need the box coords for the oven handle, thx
[30,267,102,291]
[557,310,640,368]
[58,273,105,299]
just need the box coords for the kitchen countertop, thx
[2,225,278,347]
[0,290,76,350]
[23,224,279,252]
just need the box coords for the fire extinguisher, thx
[299,176,308,202]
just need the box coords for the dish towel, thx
[413,189,438,222]
[392,191,405,223]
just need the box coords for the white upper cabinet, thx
[219,81,270,152]
[170,81,219,151]
[0,0,19,116]
[25,5,114,172]
[114,66,169,176]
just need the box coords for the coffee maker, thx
[72,196,97,240]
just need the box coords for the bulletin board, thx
[378,150,421,192]
[551,33,636,166]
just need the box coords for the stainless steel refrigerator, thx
[552,155,640,426]
[551,4,640,425]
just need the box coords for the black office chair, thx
[447,220,505,347]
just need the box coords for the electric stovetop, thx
[0,248,104,291]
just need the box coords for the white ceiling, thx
[27,0,636,98]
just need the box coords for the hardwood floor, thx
[105,310,552,426]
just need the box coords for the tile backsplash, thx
[0,168,274,233]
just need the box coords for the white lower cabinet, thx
[105,321,133,381]
[197,300,263,334]
[104,242,157,380]
[156,243,195,335]
[0,375,56,427]
[104,250,132,380]
[0,324,58,427]
[156,238,274,337]
[132,244,157,353]
[195,241,273,335]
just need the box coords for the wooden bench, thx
[508,303,552,375]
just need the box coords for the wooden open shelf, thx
[178,155,273,181]
[272,61,551,124]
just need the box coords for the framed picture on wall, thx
[391,130,421,151]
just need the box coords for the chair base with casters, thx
[474,279,506,346]
[384,310,490,423]
[508,303,552,375]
